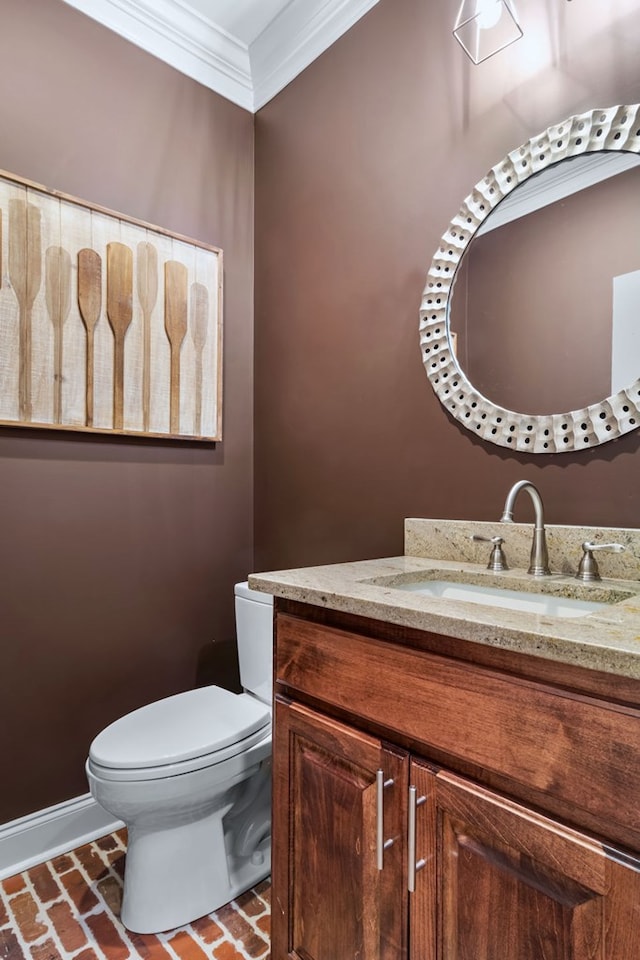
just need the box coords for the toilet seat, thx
[88,687,271,782]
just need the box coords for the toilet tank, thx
[234,581,274,705]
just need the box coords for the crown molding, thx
[61,0,254,110]
[61,0,381,112]
[250,0,381,110]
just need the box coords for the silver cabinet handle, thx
[376,769,395,870]
[408,785,426,892]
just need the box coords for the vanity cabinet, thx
[412,763,640,959]
[271,600,640,960]
[272,700,408,960]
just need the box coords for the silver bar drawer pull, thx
[376,769,395,871]
[408,785,427,892]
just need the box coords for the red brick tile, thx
[215,903,269,955]
[26,865,59,906]
[190,914,224,943]
[74,844,108,883]
[0,928,25,959]
[255,882,270,905]
[47,900,87,953]
[95,834,118,852]
[9,891,48,942]
[59,870,98,915]
[96,875,122,917]
[109,854,126,880]
[167,930,209,960]
[234,890,266,917]
[0,833,270,960]
[128,932,175,959]
[30,939,61,960]
[49,855,73,875]
[245,937,270,958]
[214,941,269,960]
[2,875,26,896]
[213,943,242,960]
[85,912,129,960]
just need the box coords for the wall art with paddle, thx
[0,170,222,441]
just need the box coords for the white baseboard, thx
[0,794,124,880]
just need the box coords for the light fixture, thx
[453,0,523,64]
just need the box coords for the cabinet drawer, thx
[276,612,640,845]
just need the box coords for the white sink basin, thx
[391,579,606,619]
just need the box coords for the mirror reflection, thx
[449,154,640,416]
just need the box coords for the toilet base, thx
[121,802,271,934]
[111,754,272,934]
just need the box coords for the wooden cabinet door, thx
[407,761,437,960]
[409,761,640,960]
[272,698,409,960]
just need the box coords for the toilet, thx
[85,582,273,934]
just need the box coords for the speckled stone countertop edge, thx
[249,520,640,681]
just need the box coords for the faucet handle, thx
[575,541,625,582]
[471,535,509,572]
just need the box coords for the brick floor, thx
[0,832,270,960]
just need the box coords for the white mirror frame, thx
[420,104,640,453]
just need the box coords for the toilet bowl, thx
[86,582,273,934]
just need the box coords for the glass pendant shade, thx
[453,0,523,64]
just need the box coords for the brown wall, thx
[4,0,640,827]
[254,0,640,573]
[0,0,254,821]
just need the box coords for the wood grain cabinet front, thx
[272,699,408,960]
[271,603,640,960]
[410,761,640,960]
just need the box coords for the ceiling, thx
[60,0,381,112]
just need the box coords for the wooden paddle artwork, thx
[9,198,41,422]
[45,246,72,424]
[190,282,208,437]
[137,241,158,433]
[77,248,102,428]
[106,242,133,431]
[0,170,222,440]
[164,261,188,435]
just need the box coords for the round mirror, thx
[420,104,640,453]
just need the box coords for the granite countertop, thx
[249,518,640,680]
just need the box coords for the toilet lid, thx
[89,687,270,770]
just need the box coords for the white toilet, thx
[86,582,273,934]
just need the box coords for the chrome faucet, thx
[500,480,551,576]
